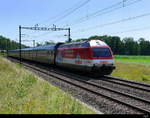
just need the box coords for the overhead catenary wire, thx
[31,0,142,39]
[36,0,90,26]
[72,12,150,34]
[67,0,143,26]
[68,1,125,26]
[72,26,150,41]
[23,0,147,45]
[108,26,150,35]
[27,31,65,39]
[46,0,91,27]
[26,0,90,39]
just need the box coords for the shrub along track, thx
[7,57,150,114]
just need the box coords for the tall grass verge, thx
[0,57,94,114]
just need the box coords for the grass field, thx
[0,52,6,56]
[0,57,95,114]
[112,55,150,84]
[115,55,150,66]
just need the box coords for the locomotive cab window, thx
[92,48,111,57]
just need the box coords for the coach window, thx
[77,44,80,48]
[72,44,75,48]
[61,46,64,48]
[74,44,77,48]
[66,45,68,48]
[81,43,90,47]
[64,45,66,48]
[66,45,69,48]
[68,45,72,48]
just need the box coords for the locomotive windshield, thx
[92,48,112,57]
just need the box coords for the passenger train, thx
[8,40,116,75]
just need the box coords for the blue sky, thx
[0,0,150,46]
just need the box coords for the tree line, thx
[69,35,150,56]
[0,35,27,51]
[1,35,150,55]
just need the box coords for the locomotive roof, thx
[33,44,55,50]
[26,45,55,51]
[59,40,108,48]
[89,40,108,47]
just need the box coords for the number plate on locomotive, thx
[101,61,108,64]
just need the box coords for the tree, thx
[0,35,27,50]
[138,38,150,55]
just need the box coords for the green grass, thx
[115,55,150,66]
[115,55,150,59]
[112,56,150,84]
[0,52,6,56]
[0,57,95,114]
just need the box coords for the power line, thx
[72,26,150,41]
[67,0,143,26]
[72,12,150,34]
[32,0,131,37]
[30,32,52,39]
[109,26,150,35]
[27,0,90,38]
[70,1,124,25]
[123,0,128,7]
[46,0,91,26]
[24,0,145,42]
[37,0,90,26]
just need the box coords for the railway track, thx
[104,76,150,92]
[49,67,150,102]
[7,57,150,114]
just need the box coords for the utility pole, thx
[6,39,8,57]
[68,28,71,42]
[33,40,35,48]
[123,0,127,7]
[19,25,22,64]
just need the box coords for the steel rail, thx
[102,76,150,93]
[105,76,150,88]
[50,67,150,93]
[51,70,150,104]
